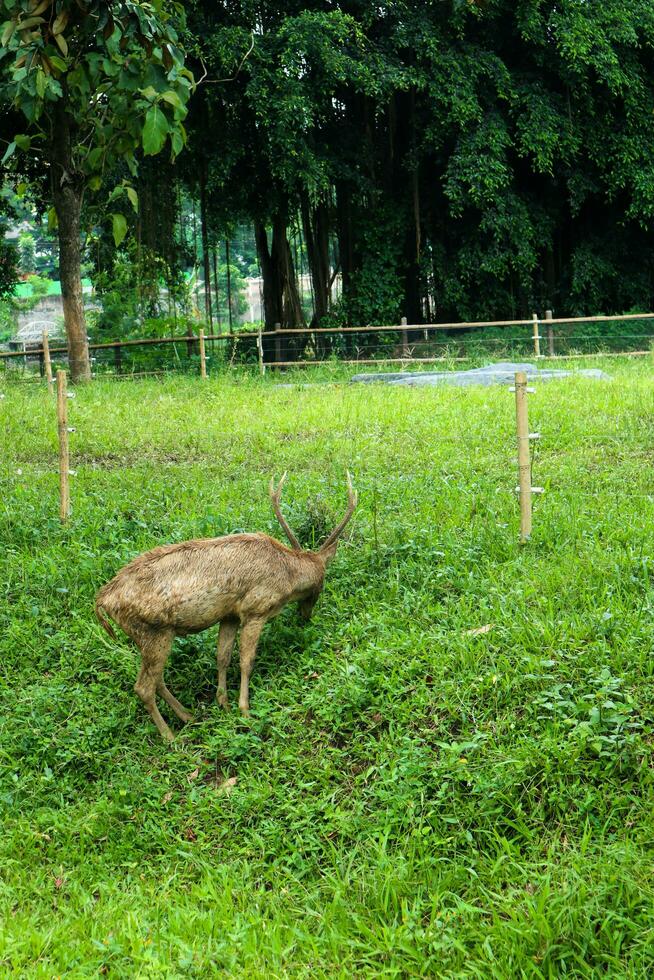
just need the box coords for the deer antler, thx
[319,471,358,552]
[269,472,302,550]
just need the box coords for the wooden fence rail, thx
[2,311,654,363]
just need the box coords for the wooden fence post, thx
[274,322,281,366]
[199,328,207,378]
[401,316,408,358]
[545,309,554,356]
[514,371,532,544]
[113,344,122,374]
[42,330,54,394]
[532,313,541,357]
[257,325,265,376]
[56,370,70,522]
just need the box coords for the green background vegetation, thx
[4,0,654,356]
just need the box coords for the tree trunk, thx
[272,213,304,331]
[50,100,91,383]
[403,162,423,327]
[254,213,305,362]
[400,90,423,327]
[225,238,233,333]
[199,163,213,329]
[301,195,331,328]
[254,219,282,329]
[212,247,221,329]
[335,181,355,356]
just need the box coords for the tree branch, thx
[200,33,255,85]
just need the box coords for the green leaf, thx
[112,213,128,248]
[160,90,183,110]
[54,33,68,57]
[47,207,58,232]
[87,176,102,191]
[170,129,183,157]
[17,15,45,30]
[14,134,31,150]
[1,20,16,47]
[35,68,46,98]
[16,182,27,197]
[48,54,67,73]
[126,186,138,212]
[1,142,16,164]
[52,10,69,35]
[142,105,168,156]
[87,146,104,171]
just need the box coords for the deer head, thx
[269,471,358,618]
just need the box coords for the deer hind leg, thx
[134,628,176,742]
[238,618,266,717]
[216,618,238,711]
[157,678,193,724]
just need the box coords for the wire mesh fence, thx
[2,313,653,379]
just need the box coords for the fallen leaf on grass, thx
[304,671,321,680]
[184,827,197,842]
[162,791,173,804]
[217,776,237,795]
[464,624,494,636]
[186,768,200,783]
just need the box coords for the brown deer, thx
[95,473,357,741]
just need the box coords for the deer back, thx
[97,533,324,635]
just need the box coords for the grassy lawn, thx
[1,358,654,976]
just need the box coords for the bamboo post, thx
[56,370,70,523]
[42,330,54,393]
[545,309,554,356]
[514,371,532,544]
[199,328,207,378]
[257,325,265,376]
[532,313,541,357]
[401,316,408,358]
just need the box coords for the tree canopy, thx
[2,0,654,368]
[0,0,192,379]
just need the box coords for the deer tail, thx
[95,595,118,641]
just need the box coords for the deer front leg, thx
[216,618,238,711]
[238,618,266,716]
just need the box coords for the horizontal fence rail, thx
[2,311,654,374]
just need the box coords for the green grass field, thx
[1,358,654,977]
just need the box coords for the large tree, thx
[0,0,193,380]
[185,0,654,329]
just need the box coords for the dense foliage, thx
[0,0,193,378]
[3,1,654,356]
[185,0,654,327]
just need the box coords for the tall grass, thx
[1,357,654,976]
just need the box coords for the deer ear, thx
[320,540,339,565]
